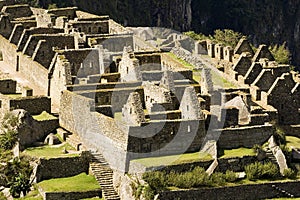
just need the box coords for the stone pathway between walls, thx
[90,153,121,200]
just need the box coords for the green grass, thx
[32,111,57,121]
[4,93,22,99]
[132,152,212,167]
[38,173,100,192]
[286,136,300,149]
[220,147,256,158]
[167,52,194,69]
[23,143,78,158]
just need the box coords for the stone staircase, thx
[272,185,294,198]
[90,153,120,200]
[265,147,278,164]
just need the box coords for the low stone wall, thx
[217,124,275,148]
[216,156,257,172]
[36,119,59,135]
[159,181,300,200]
[35,152,89,182]
[129,156,257,174]
[39,187,101,200]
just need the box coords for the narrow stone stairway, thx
[272,185,294,198]
[90,153,121,200]
[265,147,278,164]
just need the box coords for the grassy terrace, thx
[220,147,256,158]
[167,53,236,88]
[38,173,100,192]
[132,152,212,167]
[23,143,78,159]
[32,111,58,121]
[286,136,300,149]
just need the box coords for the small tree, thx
[213,29,244,47]
[4,157,33,198]
[269,42,291,64]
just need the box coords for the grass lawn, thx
[23,143,78,159]
[38,173,100,193]
[220,147,256,158]
[167,53,236,88]
[32,111,58,121]
[167,52,194,69]
[132,152,212,167]
[286,136,300,149]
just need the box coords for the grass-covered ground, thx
[32,111,58,121]
[286,136,300,149]
[220,147,256,158]
[37,173,100,193]
[23,143,78,159]
[15,187,43,200]
[167,53,236,88]
[132,151,212,167]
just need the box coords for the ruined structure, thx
[0,1,300,199]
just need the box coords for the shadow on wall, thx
[0,50,3,61]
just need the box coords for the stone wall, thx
[89,34,134,53]
[2,4,33,19]
[77,86,144,112]
[160,181,300,200]
[42,190,102,200]
[23,34,75,68]
[10,96,51,115]
[35,152,89,182]
[0,34,49,94]
[127,119,206,156]
[217,124,275,149]
[17,28,64,52]
[59,90,130,172]
[0,79,16,94]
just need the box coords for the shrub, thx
[283,168,297,179]
[245,162,279,180]
[210,172,226,186]
[0,129,18,150]
[225,170,238,183]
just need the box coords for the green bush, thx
[283,168,297,179]
[245,162,279,181]
[0,129,18,150]
[143,166,239,195]
[225,170,238,182]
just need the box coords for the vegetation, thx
[245,162,280,181]
[4,157,33,198]
[14,185,43,200]
[283,168,297,179]
[184,29,244,47]
[23,143,77,159]
[32,111,57,121]
[37,173,100,192]
[132,151,212,167]
[141,167,238,200]
[220,147,256,158]
[269,42,291,64]
[286,136,300,149]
